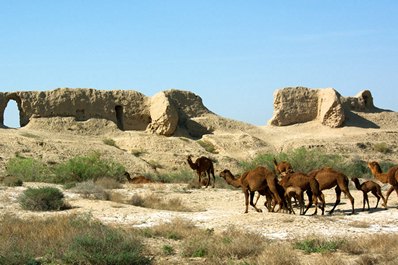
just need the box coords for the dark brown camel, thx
[351,177,386,211]
[219,169,273,212]
[187,155,215,188]
[273,158,293,176]
[308,167,355,215]
[220,167,283,213]
[367,161,398,207]
[124,171,154,184]
[280,172,325,215]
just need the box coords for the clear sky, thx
[1,1,397,128]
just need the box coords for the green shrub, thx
[154,169,195,183]
[2,176,23,187]
[54,152,125,183]
[162,245,175,255]
[373,142,391,154]
[19,187,66,211]
[294,238,342,253]
[197,140,218,154]
[6,156,52,182]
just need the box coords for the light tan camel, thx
[219,169,273,212]
[367,161,398,207]
[187,155,215,188]
[308,167,355,215]
[124,172,154,184]
[273,158,293,176]
[284,186,305,215]
[280,172,325,215]
[220,167,283,213]
[351,177,386,211]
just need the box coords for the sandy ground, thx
[1,181,398,241]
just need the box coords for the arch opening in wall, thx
[3,99,21,128]
[115,105,124,130]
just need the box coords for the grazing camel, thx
[187,155,215,188]
[220,167,283,213]
[351,177,386,211]
[308,167,355,215]
[273,158,293,176]
[219,169,273,212]
[280,172,325,215]
[284,186,305,215]
[367,161,398,207]
[124,171,154,184]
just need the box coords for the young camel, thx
[220,167,283,213]
[273,158,293,176]
[351,177,386,211]
[308,167,355,215]
[187,155,215,188]
[219,169,273,212]
[284,186,305,215]
[367,161,398,207]
[124,171,154,184]
[280,172,325,215]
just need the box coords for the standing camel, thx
[219,169,273,212]
[308,167,355,215]
[367,161,398,207]
[220,167,283,213]
[273,158,293,176]
[187,155,215,188]
[280,171,325,215]
[351,177,386,211]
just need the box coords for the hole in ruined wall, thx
[3,99,21,128]
[115,105,124,130]
[76,109,85,121]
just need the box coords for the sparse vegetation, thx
[18,187,67,211]
[131,149,147,157]
[373,142,391,154]
[294,237,342,253]
[197,140,218,154]
[71,180,109,200]
[2,176,23,187]
[129,193,191,212]
[102,138,118,148]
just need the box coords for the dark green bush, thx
[19,187,66,211]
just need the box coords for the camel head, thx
[367,161,382,173]
[219,169,232,179]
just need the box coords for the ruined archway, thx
[3,98,22,128]
[115,105,124,130]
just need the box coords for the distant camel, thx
[273,158,293,176]
[308,167,355,215]
[187,155,215,188]
[351,177,386,211]
[367,161,398,207]
[219,169,273,212]
[220,167,283,213]
[124,171,154,184]
[280,171,325,215]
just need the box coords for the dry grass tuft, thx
[129,193,191,212]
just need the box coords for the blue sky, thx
[1,1,397,128]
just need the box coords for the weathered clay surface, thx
[0,88,211,136]
[269,87,377,128]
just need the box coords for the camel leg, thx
[384,186,394,207]
[303,190,313,215]
[250,191,262,212]
[363,193,369,211]
[243,188,250,213]
[211,170,215,188]
[254,192,261,206]
[312,194,318,215]
[379,190,387,208]
[341,187,355,214]
[206,172,210,188]
[329,186,342,215]
[371,190,380,209]
[318,192,325,215]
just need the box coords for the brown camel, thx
[219,169,273,212]
[284,186,305,215]
[280,172,325,215]
[187,155,215,188]
[220,167,283,213]
[273,158,293,176]
[367,161,398,207]
[308,167,355,215]
[124,171,154,184]
[351,177,386,211]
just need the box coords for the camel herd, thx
[187,155,398,215]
